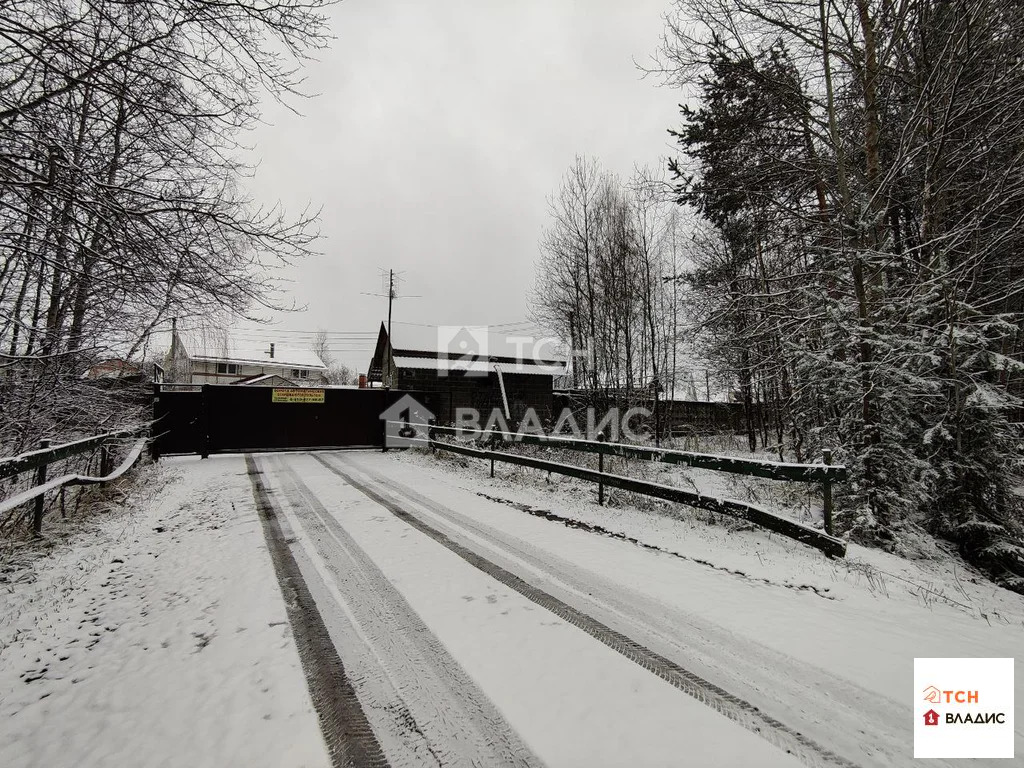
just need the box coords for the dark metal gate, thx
[153,384,437,456]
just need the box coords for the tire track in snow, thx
[317,453,860,768]
[340,456,905,768]
[266,456,544,768]
[245,455,389,768]
[474,491,835,599]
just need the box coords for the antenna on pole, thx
[360,268,420,342]
[387,269,396,342]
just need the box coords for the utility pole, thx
[362,269,419,389]
[387,269,395,343]
[385,269,395,393]
[363,268,418,343]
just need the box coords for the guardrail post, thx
[32,438,51,535]
[428,419,436,454]
[822,449,834,535]
[486,428,496,477]
[597,431,606,505]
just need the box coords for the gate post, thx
[200,385,210,459]
[151,382,160,462]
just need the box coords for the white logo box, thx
[914,657,1014,758]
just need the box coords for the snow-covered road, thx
[254,451,812,767]
[3,450,1021,767]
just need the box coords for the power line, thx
[388,320,550,332]
[226,330,376,336]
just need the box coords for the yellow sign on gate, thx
[271,388,325,404]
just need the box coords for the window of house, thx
[292,368,309,379]
[217,363,239,375]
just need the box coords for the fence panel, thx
[153,385,440,455]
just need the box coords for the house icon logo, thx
[923,686,941,704]
[923,709,940,726]
[437,325,488,377]
[380,394,435,448]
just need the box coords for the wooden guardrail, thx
[0,426,148,535]
[0,428,142,481]
[393,422,847,558]
[427,426,848,483]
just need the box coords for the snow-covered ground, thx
[0,458,329,768]
[2,448,1021,767]
[362,448,1024,767]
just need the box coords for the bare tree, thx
[532,158,690,422]
[0,0,334,453]
[311,329,354,385]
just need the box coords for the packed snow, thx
[1,448,1021,767]
[0,458,329,768]
[370,448,1024,767]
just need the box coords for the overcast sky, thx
[233,0,684,372]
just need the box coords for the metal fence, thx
[152,384,440,456]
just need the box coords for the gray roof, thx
[177,332,327,370]
[392,356,566,376]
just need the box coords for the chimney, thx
[269,343,275,359]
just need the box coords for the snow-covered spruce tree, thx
[659,0,1024,589]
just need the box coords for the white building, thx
[166,330,327,386]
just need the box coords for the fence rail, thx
[0,428,142,481]
[399,422,847,558]
[0,426,149,535]
[425,425,848,483]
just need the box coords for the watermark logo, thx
[437,326,488,377]
[379,394,434,448]
[914,658,1014,758]
[922,685,978,704]
[435,326,569,377]
[453,406,651,442]
[506,334,568,373]
[378,402,655,448]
